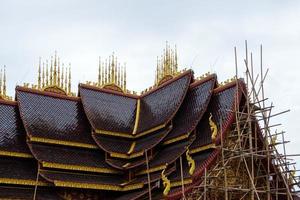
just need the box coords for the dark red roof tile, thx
[137,71,192,134]
[28,142,120,174]
[0,100,31,156]
[16,87,94,146]
[163,75,216,143]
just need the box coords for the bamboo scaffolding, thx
[186,41,297,200]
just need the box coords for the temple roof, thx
[0,156,48,186]
[79,70,192,138]
[136,70,192,134]
[28,142,121,174]
[0,187,60,200]
[0,99,32,158]
[190,80,245,153]
[163,74,216,145]
[40,170,144,192]
[16,86,95,148]
[92,124,172,160]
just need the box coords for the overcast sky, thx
[1,1,299,170]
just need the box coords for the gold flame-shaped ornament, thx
[155,42,179,86]
[186,148,195,175]
[95,53,127,93]
[29,52,73,96]
[161,164,171,196]
[209,113,218,142]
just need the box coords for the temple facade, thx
[0,44,298,200]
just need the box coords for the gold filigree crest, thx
[84,53,138,95]
[0,66,12,100]
[23,52,74,96]
[155,42,179,86]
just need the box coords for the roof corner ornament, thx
[209,113,218,142]
[161,164,171,196]
[28,52,73,96]
[155,42,179,86]
[186,148,195,175]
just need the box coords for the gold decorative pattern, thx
[161,164,171,196]
[0,178,49,186]
[185,149,195,175]
[42,162,121,174]
[0,150,33,158]
[209,113,218,142]
[155,42,179,86]
[127,142,136,155]
[190,143,216,154]
[54,180,144,191]
[29,136,98,149]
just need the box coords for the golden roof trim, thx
[136,164,166,176]
[54,180,144,191]
[170,178,192,187]
[110,151,144,159]
[190,143,216,155]
[163,132,190,145]
[0,178,49,186]
[95,123,166,139]
[0,150,33,158]
[132,99,141,135]
[29,136,98,149]
[127,141,136,155]
[42,162,121,174]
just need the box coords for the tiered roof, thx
[0,45,289,199]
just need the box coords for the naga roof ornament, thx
[23,51,73,96]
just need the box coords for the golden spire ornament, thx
[0,65,11,100]
[0,68,2,96]
[26,52,73,96]
[3,66,6,97]
[155,42,179,86]
[96,53,127,93]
